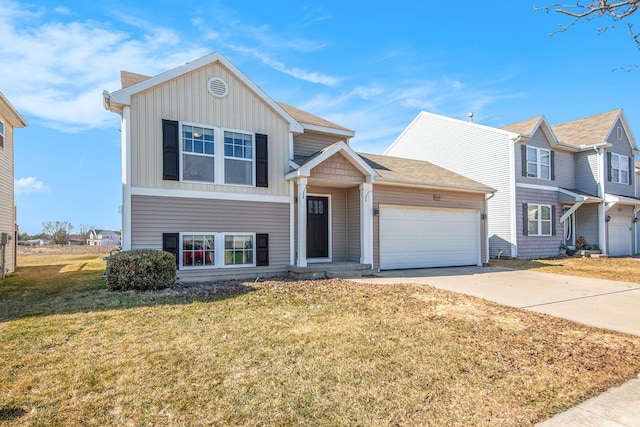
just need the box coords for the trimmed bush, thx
[105,249,176,291]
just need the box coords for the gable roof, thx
[0,92,27,128]
[360,152,495,194]
[286,141,377,181]
[278,102,354,137]
[120,71,151,89]
[105,52,304,133]
[552,109,627,148]
[501,116,544,135]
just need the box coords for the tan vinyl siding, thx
[605,119,635,197]
[575,151,599,196]
[385,113,513,258]
[347,187,361,262]
[131,195,289,281]
[310,153,365,183]
[514,129,575,188]
[129,61,290,197]
[372,185,486,269]
[515,187,562,259]
[0,120,15,274]
[293,131,344,158]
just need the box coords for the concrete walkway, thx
[350,266,640,426]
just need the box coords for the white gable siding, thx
[605,119,635,197]
[129,61,290,197]
[386,113,514,257]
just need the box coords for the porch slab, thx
[288,262,373,280]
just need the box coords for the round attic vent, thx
[207,77,228,98]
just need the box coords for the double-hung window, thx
[182,125,215,182]
[224,131,254,185]
[526,147,551,180]
[611,153,629,184]
[179,232,255,269]
[528,204,552,236]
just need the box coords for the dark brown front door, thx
[307,196,329,258]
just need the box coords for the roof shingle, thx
[278,102,353,133]
[551,109,622,147]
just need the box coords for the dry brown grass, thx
[2,252,640,425]
[491,256,640,284]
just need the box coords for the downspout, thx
[594,145,608,254]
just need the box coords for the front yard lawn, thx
[2,253,640,425]
[491,256,640,284]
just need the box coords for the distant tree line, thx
[19,222,96,245]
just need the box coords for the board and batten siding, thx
[514,128,575,189]
[515,187,562,259]
[293,131,344,158]
[131,195,289,281]
[129,61,290,197]
[0,120,15,274]
[385,113,513,258]
[575,151,599,196]
[372,185,486,269]
[605,119,635,197]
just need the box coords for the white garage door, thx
[608,215,633,256]
[379,206,480,270]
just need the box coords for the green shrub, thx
[105,249,176,291]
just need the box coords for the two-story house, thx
[0,92,27,278]
[87,229,121,246]
[385,110,639,259]
[103,53,495,281]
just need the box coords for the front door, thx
[307,196,329,258]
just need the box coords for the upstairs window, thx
[611,153,629,184]
[526,146,551,180]
[182,125,215,183]
[224,131,254,185]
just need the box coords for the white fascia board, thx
[373,180,494,195]
[107,52,304,133]
[0,92,27,127]
[285,141,379,180]
[605,193,640,205]
[131,187,290,204]
[606,110,637,151]
[301,122,355,138]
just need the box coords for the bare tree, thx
[42,221,74,245]
[536,1,640,50]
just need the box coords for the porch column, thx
[296,177,308,267]
[360,182,374,266]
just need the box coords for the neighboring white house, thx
[87,229,121,246]
[0,92,27,278]
[103,52,495,281]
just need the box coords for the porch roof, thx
[559,188,602,203]
[605,193,640,206]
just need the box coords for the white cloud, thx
[0,1,209,132]
[15,177,50,195]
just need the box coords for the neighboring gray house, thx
[103,52,495,281]
[385,110,640,258]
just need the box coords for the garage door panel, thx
[380,206,479,270]
[608,215,633,257]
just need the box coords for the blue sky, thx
[3,0,640,235]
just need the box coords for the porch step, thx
[288,262,373,280]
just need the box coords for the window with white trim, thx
[611,153,629,184]
[526,147,551,180]
[182,125,215,183]
[528,204,552,236]
[224,131,254,185]
[179,232,255,269]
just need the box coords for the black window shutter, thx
[256,233,269,266]
[522,203,529,236]
[255,134,268,187]
[551,205,556,236]
[163,232,179,268]
[521,145,527,177]
[0,134,4,148]
[550,151,555,181]
[607,152,612,182]
[162,119,179,181]
[629,157,633,185]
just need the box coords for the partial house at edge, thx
[385,110,640,259]
[103,52,495,281]
[0,92,27,277]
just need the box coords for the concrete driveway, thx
[350,266,640,336]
